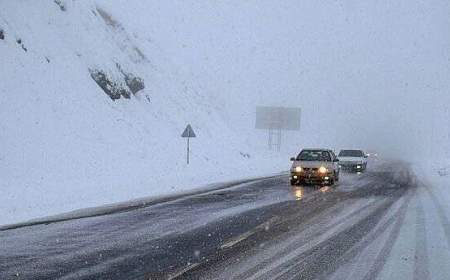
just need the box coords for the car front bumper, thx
[339,163,364,172]
[290,172,332,185]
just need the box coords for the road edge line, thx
[0,173,286,231]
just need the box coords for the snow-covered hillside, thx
[0,1,286,225]
[2,0,450,226]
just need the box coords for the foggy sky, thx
[104,0,450,159]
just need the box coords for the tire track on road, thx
[273,189,409,280]
[360,189,414,280]
[237,199,379,280]
[413,192,430,280]
[185,168,413,280]
[422,184,450,250]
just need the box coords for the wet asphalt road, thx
[0,161,415,280]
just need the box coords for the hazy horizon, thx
[101,0,450,159]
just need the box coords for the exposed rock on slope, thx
[90,69,131,100]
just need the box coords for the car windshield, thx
[297,150,331,161]
[339,150,364,157]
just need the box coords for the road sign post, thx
[181,124,196,164]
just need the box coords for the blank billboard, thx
[255,106,301,131]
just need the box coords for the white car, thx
[290,149,340,186]
[337,149,368,172]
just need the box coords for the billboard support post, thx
[255,106,301,151]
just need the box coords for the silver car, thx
[338,149,368,172]
[290,149,340,186]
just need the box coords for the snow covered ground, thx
[331,160,450,279]
[1,0,449,235]
[375,161,450,279]
[0,1,292,226]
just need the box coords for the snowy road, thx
[1,161,447,280]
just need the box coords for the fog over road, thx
[0,161,421,280]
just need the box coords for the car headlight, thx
[295,166,303,172]
[318,166,328,174]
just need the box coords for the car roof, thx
[301,148,332,152]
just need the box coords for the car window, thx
[330,151,337,161]
[297,150,331,161]
[338,150,364,157]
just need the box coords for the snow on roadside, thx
[376,161,450,279]
[328,160,450,280]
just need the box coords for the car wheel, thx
[290,180,297,186]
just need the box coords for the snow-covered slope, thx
[0,1,285,225]
[2,0,449,226]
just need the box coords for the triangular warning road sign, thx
[181,124,196,138]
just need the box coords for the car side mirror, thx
[290,157,296,161]
[364,155,368,158]
[334,159,339,162]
